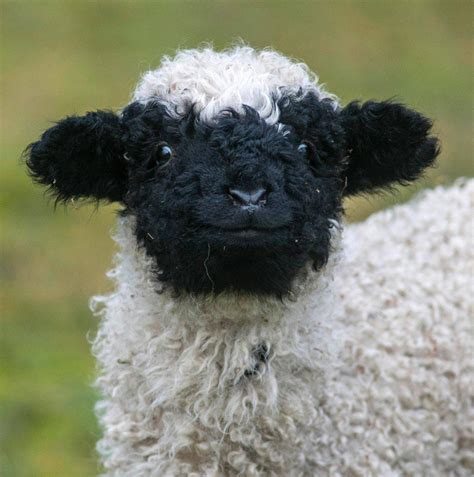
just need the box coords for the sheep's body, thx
[27,45,470,476]
[92,179,473,476]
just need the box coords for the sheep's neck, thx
[93,217,343,437]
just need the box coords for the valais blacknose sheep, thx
[26,47,473,476]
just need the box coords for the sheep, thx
[26,46,473,476]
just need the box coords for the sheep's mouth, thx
[226,227,274,238]
[209,225,290,246]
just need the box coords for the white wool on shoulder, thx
[91,180,473,476]
[132,46,337,124]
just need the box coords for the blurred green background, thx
[1,1,472,475]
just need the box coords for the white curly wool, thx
[91,180,473,476]
[132,46,337,123]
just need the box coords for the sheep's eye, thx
[156,143,173,162]
[297,143,309,157]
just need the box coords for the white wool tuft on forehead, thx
[132,46,338,124]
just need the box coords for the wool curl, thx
[132,45,338,124]
[91,179,473,476]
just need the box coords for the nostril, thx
[228,188,248,206]
[228,187,268,206]
[253,188,268,205]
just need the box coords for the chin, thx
[196,252,310,296]
[141,224,314,296]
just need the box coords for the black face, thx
[26,92,439,296]
[123,96,345,294]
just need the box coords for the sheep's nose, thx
[228,187,268,207]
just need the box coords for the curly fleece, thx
[91,179,473,476]
[132,46,337,124]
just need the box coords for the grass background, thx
[1,1,472,475]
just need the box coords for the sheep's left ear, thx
[26,110,127,203]
[340,100,440,196]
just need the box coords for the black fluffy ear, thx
[26,111,127,203]
[340,100,440,196]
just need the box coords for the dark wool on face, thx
[123,96,345,295]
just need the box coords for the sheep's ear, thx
[26,110,127,203]
[340,100,439,196]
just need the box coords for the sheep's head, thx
[26,48,439,296]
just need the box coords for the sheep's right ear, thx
[26,110,128,203]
